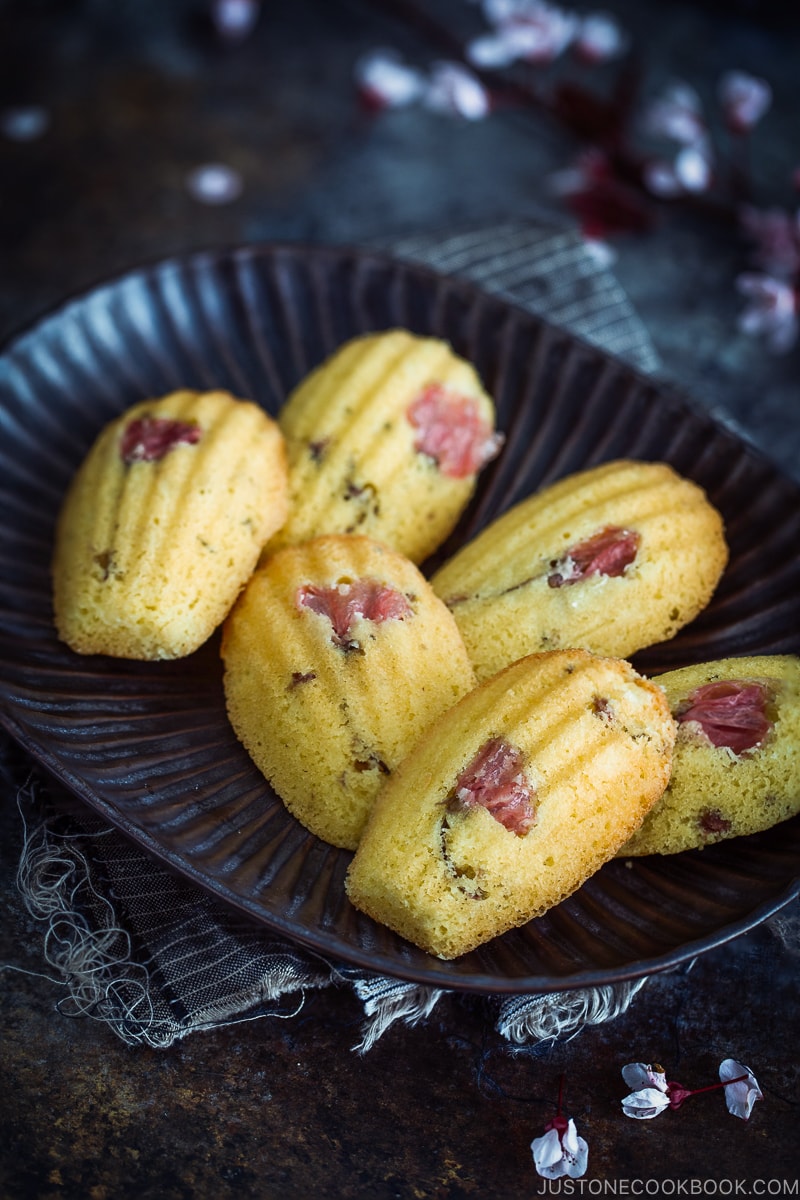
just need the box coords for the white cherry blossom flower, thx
[738,204,800,277]
[737,273,798,353]
[532,1117,589,1179]
[719,71,772,133]
[211,0,260,41]
[423,62,491,120]
[642,141,713,198]
[354,49,425,110]
[621,1059,765,1121]
[532,1076,589,1179]
[575,12,629,62]
[720,1059,764,1119]
[674,142,713,192]
[467,32,522,69]
[470,0,579,65]
[643,158,683,198]
[622,1062,669,1091]
[621,1062,673,1118]
[643,82,706,145]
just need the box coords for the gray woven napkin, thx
[7,222,662,1050]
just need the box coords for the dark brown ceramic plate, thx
[1,243,798,993]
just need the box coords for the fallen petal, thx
[532,1128,563,1173]
[720,1059,764,1120]
[621,1063,668,1092]
[621,1088,671,1119]
[532,1121,589,1179]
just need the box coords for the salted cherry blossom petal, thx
[719,71,772,133]
[423,62,491,120]
[621,1087,672,1119]
[720,1059,763,1120]
[354,49,425,110]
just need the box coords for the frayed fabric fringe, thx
[12,793,652,1051]
[496,979,650,1047]
[344,974,447,1053]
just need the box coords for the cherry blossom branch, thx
[353,0,799,351]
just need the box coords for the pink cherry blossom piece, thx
[407,384,503,478]
[451,737,536,835]
[297,579,412,649]
[676,680,772,755]
[120,416,202,464]
[547,525,640,588]
[738,205,800,277]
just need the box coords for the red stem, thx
[685,1073,748,1098]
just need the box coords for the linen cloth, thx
[7,222,663,1050]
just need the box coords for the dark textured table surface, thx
[1,1,798,1197]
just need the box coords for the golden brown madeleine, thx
[346,648,675,959]
[263,329,502,565]
[221,534,477,850]
[431,459,728,680]
[621,654,800,856]
[53,389,288,659]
